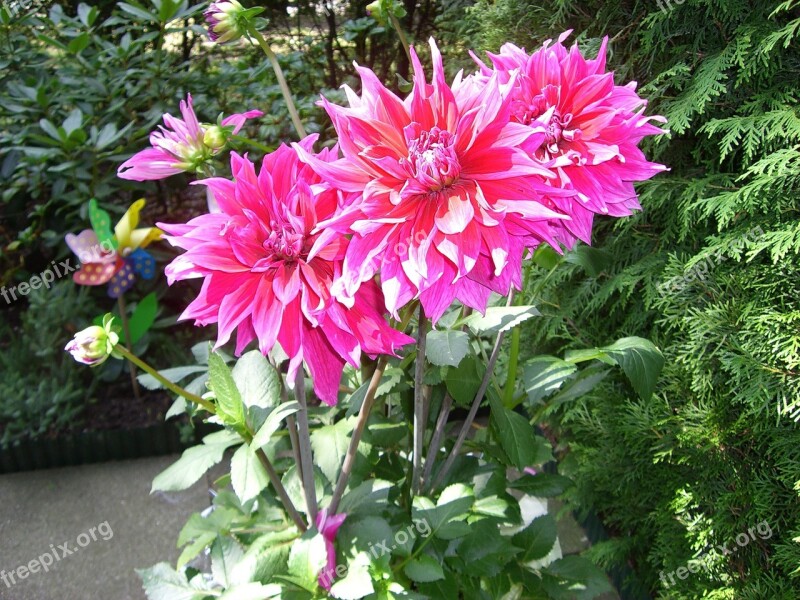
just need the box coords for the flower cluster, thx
[151,33,665,404]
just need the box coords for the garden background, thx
[1,0,799,597]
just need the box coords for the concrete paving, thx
[0,455,211,600]
[0,456,622,600]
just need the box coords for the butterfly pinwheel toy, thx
[65,199,162,298]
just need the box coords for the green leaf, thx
[489,395,552,469]
[445,354,483,406]
[522,356,577,404]
[565,244,612,277]
[461,305,541,334]
[138,365,206,391]
[404,554,444,583]
[513,515,558,562]
[338,479,392,516]
[211,536,245,588]
[412,484,474,541]
[208,350,247,432]
[137,563,209,600]
[310,417,355,484]
[229,529,295,587]
[127,292,158,345]
[232,351,281,410]
[425,330,470,367]
[509,473,573,497]
[601,336,665,401]
[118,1,157,21]
[152,430,240,492]
[329,553,374,599]
[230,444,270,503]
[251,402,301,449]
[287,530,327,592]
[67,32,91,54]
[62,108,83,134]
[218,583,282,600]
[542,556,613,599]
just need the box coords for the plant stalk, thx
[115,345,306,531]
[116,295,141,402]
[421,392,452,490]
[412,308,428,494]
[294,370,318,522]
[329,356,388,513]
[388,12,411,63]
[253,444,308,532]
[430,292,515,490]
[247,28,307,139]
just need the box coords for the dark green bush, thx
[464,0,800,597]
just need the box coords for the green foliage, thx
[465,0,800,597]
[0,281,97,445]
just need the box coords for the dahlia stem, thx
[388,12,411,63]
[279,380,303,480]
[114,345,215,414]
[430,292,515,490]
[294,370,318,522]
[253,446,308,532]
[247,28,307,139]
[411,308,428,494]
[503,326,520,408]
[329,355,388,514]
[421,392,452,490]
[117,295,141,402]
[115,345,306,531]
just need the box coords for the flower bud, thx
[203,125,228,151]
[65,316,120,367]
[204,0,246,44]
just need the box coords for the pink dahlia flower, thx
[158,137,412,405]
[474,31,667,247]
[296,39,566,323]
[118,93,262,181]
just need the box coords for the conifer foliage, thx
[466,0,800,597]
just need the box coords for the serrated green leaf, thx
[208,350,246,432]
[232,351,281,410]
[136,563,208,600]
[513,515,558,562]
[152,430,240,492]
[461,305,541,334]
[601,336,665,400]
[489,395,552,469]
[425,330,470,367]
[403,554,444,583]
[522,356,577,404]
[252,402,301,449]
[230,444,269,503]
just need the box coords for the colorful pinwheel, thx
[65,199,162,298]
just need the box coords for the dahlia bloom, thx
[296,39,566,323]
[474,31,667,246]
[118,94,262,181]
[158,137,412,405]
[316,509,347,591]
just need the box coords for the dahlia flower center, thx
[405,126,461,192]
[515,93,577,158]
[264,225,305,262]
